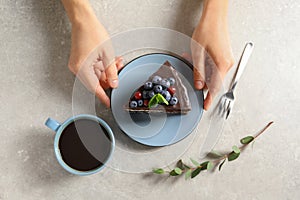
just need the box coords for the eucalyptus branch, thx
[153,121,274,179]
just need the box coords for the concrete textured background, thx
[0,0,299,199]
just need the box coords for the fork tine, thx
[225,103,231,119]
[221,98,228,118]
[218,97,225,115]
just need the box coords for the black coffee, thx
[58,119,112,171]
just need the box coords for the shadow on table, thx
[171,0,203,36]
[30,0,74,102]
[142,172,182,185]
[22,128,76,185]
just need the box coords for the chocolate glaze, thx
[125,61,191,114]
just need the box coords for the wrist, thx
[61,0,96,26]
[201,0,229,23]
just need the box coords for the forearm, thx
[201,0,229,23]
[61,0,96,25]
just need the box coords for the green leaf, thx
[183,164,191,169]
[190,158,200,167]
[198,161,214,171]
[191,167,202,178]
[232,145,240,154]
[207,150,223,158]
[207,161,214,171]
[228,151,240,161]
[169,169,179,176]
[174,167,182,175]
[176,160,191,170]
[240,136,254,144]
[199,161,209,170]
[153,168,164,174]
[218,159,226,171]
[176,160,185,170]
[156,93,169,105]
[148,95,159,108]
[148,94,169,108]
[185,169,192,180]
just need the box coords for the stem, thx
[196,122,273,168]
[240,121,273,151]
[161,121,274,175]
[254,121,274,139]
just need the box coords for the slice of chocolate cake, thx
[125,61,191,114]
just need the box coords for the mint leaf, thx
[148,94,169,108]
[240,136,254,144]
[148,95,159,108]
[156,93,169,105]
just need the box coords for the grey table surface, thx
[0,0,299,199]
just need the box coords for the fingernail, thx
[195,80,204,89]
[110,79,118,88]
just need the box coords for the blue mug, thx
[45,114,115,176]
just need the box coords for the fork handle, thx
[230,42,254,91]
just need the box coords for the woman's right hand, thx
[65,1,123,107]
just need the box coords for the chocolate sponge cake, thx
[125,61,191,114]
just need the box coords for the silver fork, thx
[219,42,254,119]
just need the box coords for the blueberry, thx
[137,100,144,107]
[130,100,138,108]
[154,85,163,93]
[144,81,153,90]
[148,90,155,98]
[152,76,162,84]
[168,77,175,85]
[161,78,170,88]
[142,90,149,99]
[163,91,171,101]
[169,97,178,105]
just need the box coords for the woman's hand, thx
[62,0,123,107]
[191,0,234,110]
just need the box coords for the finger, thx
[95,84,110,107]
[104,62,118,88]
[202,52,223,102]
[93,61,109,89]
[94,57,123,90]
[100,57,124,89]
[116,57,124,71]
[191,43,206,90]
[100,75,110,90]
[203,91,213,111]
[194,67,205,90]
[101,46,119,88]
[181,52,192,63]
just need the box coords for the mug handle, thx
[45,118,61,132]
